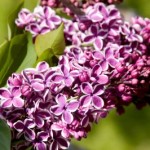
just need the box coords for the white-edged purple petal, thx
[51,106,64,116]
[25,119,35,129]
[62,111,73,124]
[36,61,49,72]
[11,87,21,97]
[92,51,104,60]
[51,124,62,131]
[13,97,24,108]
[80,95,92,107]
[52,74,64,82]
[25,128,35,141]
[61,65,70,77]
[100,60,109,71]
[94,37,103,50]
[81,116,89,127]
[1,99,12,108]
[0,88,11,99]
[98,75,109,84]
[64,77,74,87]
[57,138,70,149]
[13,120,24,132]
[35,116,44,128]
[31,81,44,91]
[93,84,104,95]
[37,131,49,141]
[67,101,79,112]
[81,82,93,94]
[49,141,58,150]
[61,129,69,138]
[108,57,119,68]
[105,48,114,59]
[35,142,47,150]
[92,96,104,109]
[56,94,66,106]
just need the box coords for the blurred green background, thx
[0,0,150,150]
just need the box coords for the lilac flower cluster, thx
[15,6,61,37]
[63,3,150,112]
[40,0,123,11]
[0,57,109,150]
[1,2,150,150]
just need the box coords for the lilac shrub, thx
[0,1,150,150]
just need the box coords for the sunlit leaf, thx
[0,0,23,44]
[7,0,24,40]
[23,0,40,11]
[0,119,11,150]
[35,23,65,57]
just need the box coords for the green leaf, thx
[0,119,11,150]
[7,0,24,40]
[35,23,66,57]
[16,33,37,72]
[0,41,10,70]
[0,34,28,87]
[55,8,72,20]
[0,0,23,44]
[35,48,58,66]
[23,0,40,11]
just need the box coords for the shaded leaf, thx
[16,33,37,72]
[35,48,58,66]
[35,23,65,57]
[0,41,10,70]
[0,34,28,86]
[0,119,11,150]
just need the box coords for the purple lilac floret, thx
[16,6,61,37]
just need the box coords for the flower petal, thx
[67,101,79,112]
[98,75,109,85]
[62,111,73,124]
[57,138,70,149]
[51,106,64,116]
[93,84,104,95]
[32,81,44,91]
[36,142,47,150]
[13,120,24,132]
[49,141,59,150]
[81,82,93,94]
[92,96,104,109]
[0,88,11,99]
[94,37,103,50]
[1,99,12,108]
[13,97,24,108]
[80,95,92,107]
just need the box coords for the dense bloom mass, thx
[1,2,150,150]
